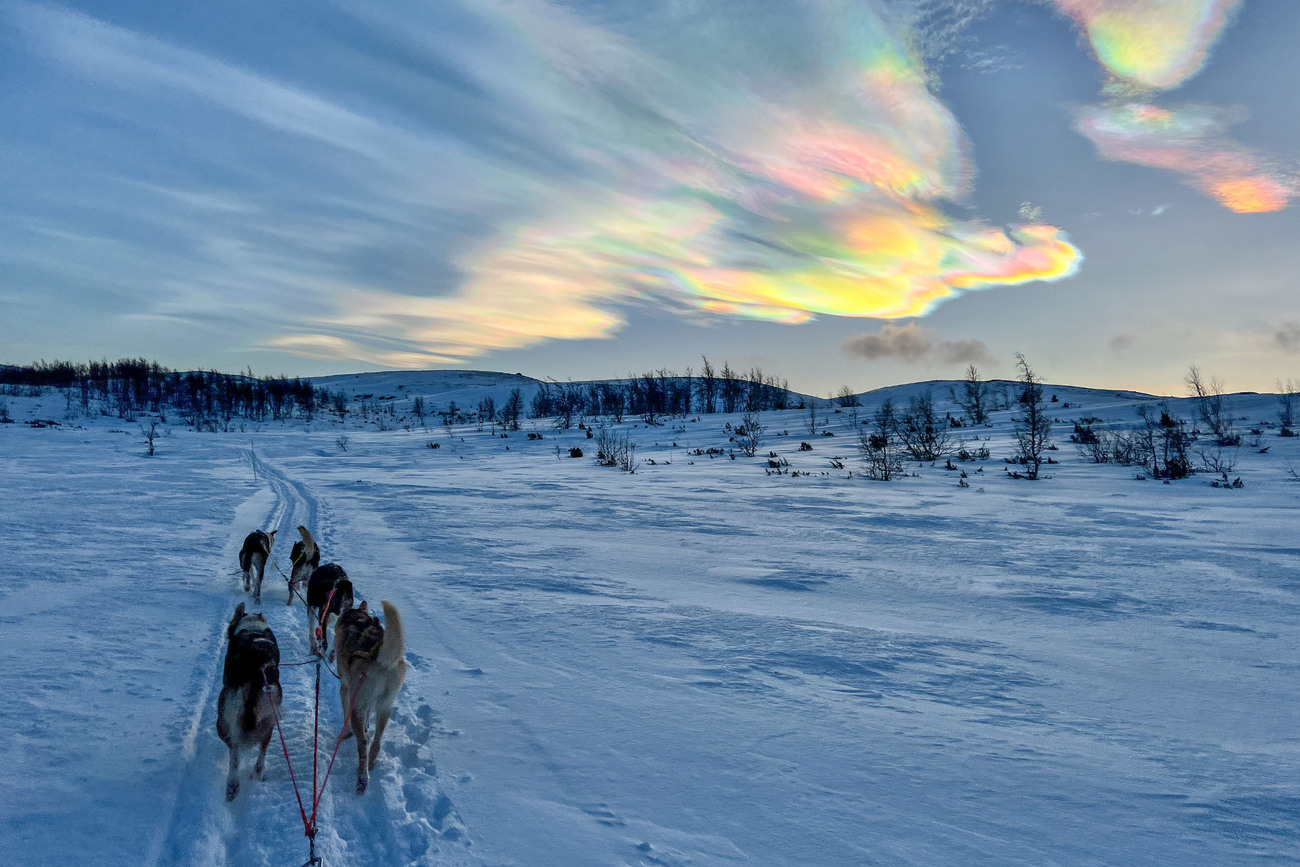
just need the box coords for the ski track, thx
[145,447,466,867]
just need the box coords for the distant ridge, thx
[307,368,1173,408]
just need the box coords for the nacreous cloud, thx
[1047,0,1242,91]
[1075,103,1295,213]
[1047,0,1294,214]
[8,0,1082,367]
[308,0,1081,364]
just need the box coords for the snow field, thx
[2,378,1298,865]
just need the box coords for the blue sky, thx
[2,0,1297,395]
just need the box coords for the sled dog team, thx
[220,525,407,800]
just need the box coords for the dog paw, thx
[226,780,240,801]
[356,776,368,795]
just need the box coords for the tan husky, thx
[335,600,406,794]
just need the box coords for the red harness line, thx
[316,587,337,645]
[264,668,311,836]
[262,658,369,839]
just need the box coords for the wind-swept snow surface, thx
[2,385,1298,865]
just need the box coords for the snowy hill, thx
[2,374,1299,865]
[311,369,544,408]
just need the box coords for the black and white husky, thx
[287,525,319,606]
[238,529,277,605]
[306,563,354,658]
[217,603,282,801]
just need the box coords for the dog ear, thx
[359,600,368,613]
[233,602,246,621]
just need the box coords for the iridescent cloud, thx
[1075,102,1295,213]
[303,1,1081,365]
[1048,0,1242,90]
[6,0,1083,368]
[1049,0,1292,214]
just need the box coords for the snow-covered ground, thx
[2,374,1298,866]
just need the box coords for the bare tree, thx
[696,356,718,414]
[719,362,742,414]
[859,400,903,480]
[835,385,860,407]
[141,420,163,457]
[1011,354,1051,479]
[954,364,990,425]
[477,396,497,433]
[896,391,955,462]
[1186,365,1239,445]
[411,395,427,429]
[804,400,818,435]
[735,411,765,457]
[553,380,584,429]
[500,388,523,432]
[1277,378,1298,432]
[1136,403,1192,479]
[601,383,626,424]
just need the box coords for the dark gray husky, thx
[217,603,282,801]
[238,529,277,605]
[306,563,354,659]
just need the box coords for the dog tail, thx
[297,525,317,554]
[378,601,405,668]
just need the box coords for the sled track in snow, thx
[143,448,460,867]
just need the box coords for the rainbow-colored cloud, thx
[1050,0,1293,214]
[1049,0,1242,90]
[290,2,1080,365]
[1075,103,1294,213]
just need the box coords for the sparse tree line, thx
[528,358,793,428]
[0,358,338,428]
[8,355,1294,487]
[857,359,1298,484]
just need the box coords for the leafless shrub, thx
[952,364,990,425]
[596,428,636,472]
[141,420,165,457]
[1186,365,1239,446]
[895,392,954,462]
[1011,354,1052,479]
[735,412,765,457]
[859,399,903,481]
[1196,446,1237,474]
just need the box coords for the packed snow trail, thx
[145,448,466,867]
